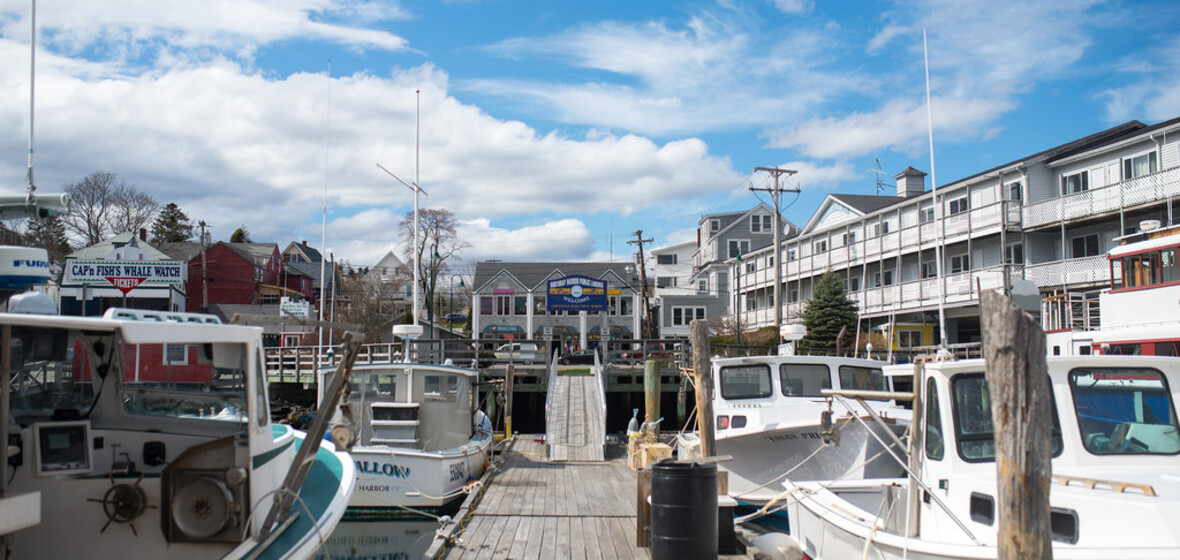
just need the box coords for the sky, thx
[1,0,1178,273]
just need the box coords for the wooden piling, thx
[980,289,1054,560]
[643,359,660,426]
[691,319,715,458]
[506,364,515,438]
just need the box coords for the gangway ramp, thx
[545,362,606,462]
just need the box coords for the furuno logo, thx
[13,259,49,269]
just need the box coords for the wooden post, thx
[505,364,515,438]
[691,320,715,458]
[643,359,660,427]
[636,468,652,547]
[980,290,1053,560]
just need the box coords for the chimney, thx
[302,240,308,247]
[140,228,148,242]
[894,167,927,198]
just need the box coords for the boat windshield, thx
[779,363,831,397]
[1069,367,1180,455]
[8,326,95,422]
[951,373,1063,462]
[720,364,772,399]
[119,341,251,423]
[838,365,887,395]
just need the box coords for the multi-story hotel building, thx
[733,117,1180,352]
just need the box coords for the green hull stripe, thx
[252,438,294,469]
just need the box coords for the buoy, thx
[626,408,640,438]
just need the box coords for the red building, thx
[185,242,283,312]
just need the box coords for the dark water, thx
[315,517,446,560]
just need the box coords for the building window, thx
[1123,151,1159,180]
[533,296,547,316]
[672,306,706,326]
[710,219,720,233]
[843,231,857,245]
[514,296,528,315]
[788,287,799,302]
[165,344,188,366]
[656,276,676,288]
[873,221,891,237]
[1006,181,1022,202]
[813,240,828,253]
[1071,233,1100,258]
[495,295,512,315]
[920,205,935,223]
[899,330,922,348]
[767,255,774,268]
[1005,243,1023,265]
[950,254,970,274]
[657,254,677,265]
[746,295,756,311]
[787,249,797,261]
[1061,171,1089,195]
[849,277,861,292]
[751,214,772,232]
[922,260,937,279]
[874,270,894,287]
[745,261,756,274]
[948,195,969,215]
[728,239,750,259]
[698,279,708,293]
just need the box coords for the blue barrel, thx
[650,461,717,560]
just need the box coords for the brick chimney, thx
[140,228,147,241]
[894,167,927,198]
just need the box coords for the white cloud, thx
[770,0,813,15]
[1101,37,1180,123]
[458,218,596,262]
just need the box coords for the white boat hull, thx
[346,432,492,513]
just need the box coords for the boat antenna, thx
[318,60,331,369]
[26,0,36,203]
[924,29,948,350]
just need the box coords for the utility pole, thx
[199,220,208,310]
[627,230,654,339]
[751,166,800,335]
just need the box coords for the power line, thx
[751,166,800,334]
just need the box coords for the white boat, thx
[320,360,493,516]
[783,355,1180,559]
[676,354,911,506]
[1045,219,1180,356]
[0,307,355,559]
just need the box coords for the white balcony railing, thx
[1023,166,1180,229]
[1024,255,1109,288]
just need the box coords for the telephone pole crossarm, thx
[627,230,655,339]
[750,166,801,335]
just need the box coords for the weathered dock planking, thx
[428,435,751,559]
[546,373,606,462]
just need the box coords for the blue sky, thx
[1,0,1178,272]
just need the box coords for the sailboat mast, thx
[924,29,948,349]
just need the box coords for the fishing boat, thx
[0,307,356,559]
[676,349,911,507]
[1045,219,1180,356]
[781,355,1180,559]
[321,326,492,516]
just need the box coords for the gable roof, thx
[226,243,279,268]
[282,241,323,263]
[473,262,636,293]
[155,241,204,262]
[67,231,173,261]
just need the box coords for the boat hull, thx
[345,432,492,514]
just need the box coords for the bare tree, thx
[62,171,159,245]
[336,264,409,342]
[398,208,471,308]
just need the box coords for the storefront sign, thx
[547,275,607,311]
[64,259,186,287]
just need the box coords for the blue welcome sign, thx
[547,275,607,311]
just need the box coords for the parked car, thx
[621,343,677,364]
[442,312,467,324]
[493,342,539,365]
[558,349,600,365]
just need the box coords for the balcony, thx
[1024,255,1109,289]
[1023,166,1180,229]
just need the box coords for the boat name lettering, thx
[449,462,468,482]
[358,484,391,492]
[355,461,411,478]
[763,432,822,442]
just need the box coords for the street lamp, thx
[450,275,465,330]
[427,241,440,338]
[735,253,743,347]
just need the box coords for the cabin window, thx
[779,364,830,397]
[1069,368,1180,455]
[720,365,772,399]
[121,342,249,423]
[951,373,1064,462]
[926,378,944,461]
[838,366,886,394]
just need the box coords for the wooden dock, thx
[429,435,754,559]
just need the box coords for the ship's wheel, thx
[87,474,157,536]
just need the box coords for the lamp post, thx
[450,275,465,330]
[428,241,440,338]
[735,253,743,347]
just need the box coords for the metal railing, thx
[1024,255,1108,289]
[1023,167,1180,229]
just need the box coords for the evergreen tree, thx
[229,226,252,243]
[150,202,195,243]
[24,215,72,282]
[798,271,858,353]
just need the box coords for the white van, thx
[494,342,539,364]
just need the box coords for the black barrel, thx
[650,461,717,560]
